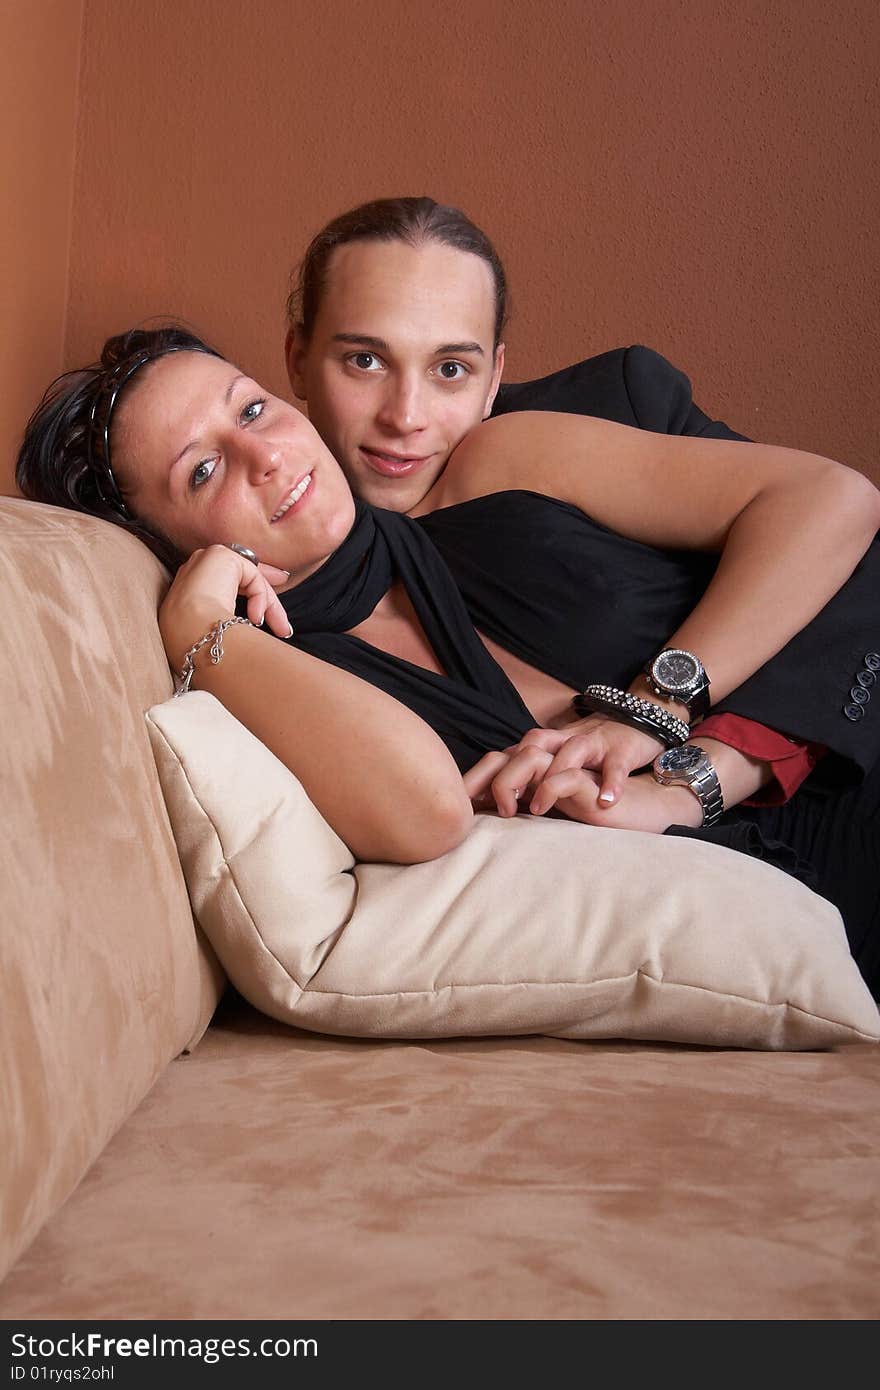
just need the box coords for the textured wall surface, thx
[10,0,880,488]
[0,0,83,493]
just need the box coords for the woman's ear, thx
[483,342,506,419]
[285,326,310,401]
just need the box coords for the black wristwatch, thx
[652,744,724,827]
[644,648,710,719]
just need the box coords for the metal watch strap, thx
[684,761,725,827]
[653,745,725,827]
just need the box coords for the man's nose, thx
[377,374,429,435]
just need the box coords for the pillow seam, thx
[298,971,879,1037]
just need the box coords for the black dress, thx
[275,495,880,999]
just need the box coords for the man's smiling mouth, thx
[360,448,431,476]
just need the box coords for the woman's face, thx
[287,238,505,514]
[112,351,356,581]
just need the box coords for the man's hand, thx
[463,718,668,818]
[465,737,703,832]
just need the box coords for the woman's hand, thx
[158,544,292,669]
[463,718,667,817]
[465,742,702,832]
[465,732,772,833]
[561,768,702,832]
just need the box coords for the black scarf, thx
[275,503,535,771]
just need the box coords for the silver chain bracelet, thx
[174,616,253,697]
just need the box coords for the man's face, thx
[287,238,504,513]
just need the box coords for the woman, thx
[16,325,880,995]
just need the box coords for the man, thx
[285,196,746,516]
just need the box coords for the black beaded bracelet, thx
[572,684,690,747]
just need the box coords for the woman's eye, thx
[190,458,217,491]
[349,352,382,372]
[240,398,266,423]
[437,361,467,381]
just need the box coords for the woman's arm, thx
[572,738,771,834]
[464,734,769,833]
[159,546,474,864]
[436,411,880,703]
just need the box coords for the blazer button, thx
[856,668,876,689]
[844,701,866,722]
[864,652,880,672]
[849,685,870,705]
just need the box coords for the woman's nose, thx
[377,375,428,435]
[235,435,282,483]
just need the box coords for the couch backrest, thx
[0,498,224,1279]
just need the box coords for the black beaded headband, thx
[86,344,220,519]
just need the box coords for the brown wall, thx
[4,0,878,495]
[0,0,83,492]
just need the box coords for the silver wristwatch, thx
[644,648,710,719]
[652,744,724,827]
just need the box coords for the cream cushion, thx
[146,692,880,1051]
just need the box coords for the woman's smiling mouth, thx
[270,472,313,522]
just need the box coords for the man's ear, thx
[483,342,506,418]
[285,326,310,401]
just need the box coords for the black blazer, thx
[492,345,879,785]
[493,343,750,441]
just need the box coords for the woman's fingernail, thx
[285,623,294,639]
[599,791,615,804]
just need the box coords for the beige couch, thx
[2,495,879,1321]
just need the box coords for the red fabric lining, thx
[697,713,826,805]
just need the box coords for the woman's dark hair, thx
[15,324,222,571]
[288,196,508,349]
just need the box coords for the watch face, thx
[658,745,704,775]
[653,649,700,692]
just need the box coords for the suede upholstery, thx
[1,496,879,1319]
[0,500,224,1280]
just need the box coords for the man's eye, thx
[190,458,217,491]
[348,352,382,372]
[240,398,266,423]
[437,361,467,381]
